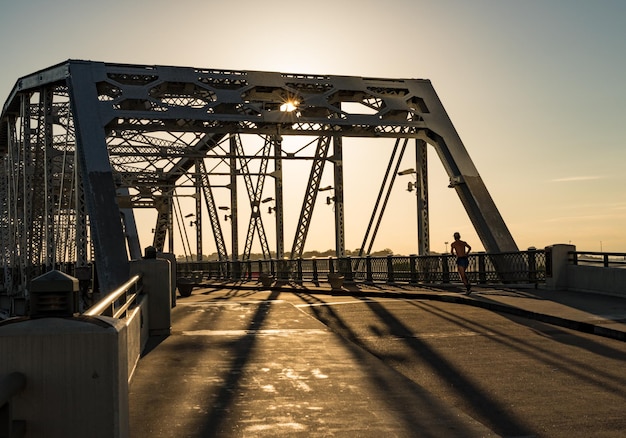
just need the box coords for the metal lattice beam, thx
[0,60,519,299]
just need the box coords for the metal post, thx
[410,254,418,284]
[274,134,285,259]
[229,135,239,261]
[332,135,346,257]
[194,160,203,261]
[386,255,394,283]
[415,139,430,255]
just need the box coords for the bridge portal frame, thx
[0,60,517,295]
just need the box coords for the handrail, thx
[177,250,546,286]
[570,251,626,268]
[0,371,26,408]
[84,274,143,318]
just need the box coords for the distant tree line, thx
[176,248,395,262]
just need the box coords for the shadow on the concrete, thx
[292,291,502,436]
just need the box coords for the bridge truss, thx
[0,60,517,296]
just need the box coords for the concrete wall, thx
[125,294,149,382]
[567,265,626,298]
[0,317,130,438]
[0,256,168,438]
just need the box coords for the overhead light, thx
[398,168,415,176]
[261,197,274,203]
[319,185,333,192]
[280,100,299,112]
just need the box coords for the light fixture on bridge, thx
[280,100,299,112]
[218,206,230,211]
[397,168,416,176]
[318,186,335,204]
[448,176,463,188]
[261,197,274,203]
[184,213,194,218]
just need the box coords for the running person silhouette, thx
[450,232,472,294]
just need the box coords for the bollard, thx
[130,249,172,336]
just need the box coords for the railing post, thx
[528,248,537,284]
[344,257,353,282]
[478,253,487,284]
[312,258,319,283]
[297,258,303,283]
[387,255,394,283]
[604,254,609,267]
[409,254,417,284]
[366,256,373,283]
[442,255,450,283]
[328,257,335,274]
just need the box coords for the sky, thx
[1,0,625,256]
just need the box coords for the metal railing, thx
[0,372,26,437]
[569,251,626,268]
[178,249,546,286]
[84,274,143,318]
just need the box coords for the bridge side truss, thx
[0,60,518,296]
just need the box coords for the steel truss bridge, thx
[0,60,517,298]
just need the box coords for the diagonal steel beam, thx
[196,159,228,261]
[291,136,331,259]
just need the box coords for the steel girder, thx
[415,139,430,255]
[0,60,518,297]
[291,136,332,259]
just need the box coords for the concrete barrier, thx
[0,316,130,438]
[567,265,626,298]
[0,252,172,437]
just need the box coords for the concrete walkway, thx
[129,282,626,437]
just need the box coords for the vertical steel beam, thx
[43,88,55,269]
[332,135,345,257]
[273,134,285,259]
[229,135,239,260]
[194,160,203,261]
[415,139,429,255]
[67,62,129,292]
[74,157,89,268]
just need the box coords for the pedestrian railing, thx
[177,249,546,286]
[84,274,143,318]
[569,251,626,269]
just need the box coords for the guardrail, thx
[84,274,143,318]
[178,249,546,286]
[0,372,26,437]
[570,251,626,268]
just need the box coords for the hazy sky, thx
[1,0,625,255]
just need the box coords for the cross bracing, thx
[0,60,518,296]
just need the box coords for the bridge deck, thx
[129,283,626,437]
